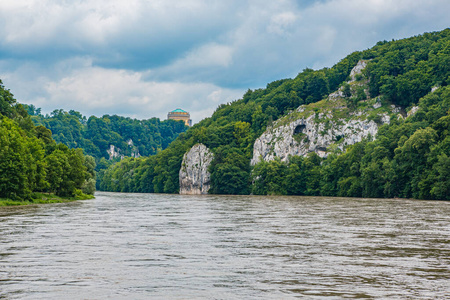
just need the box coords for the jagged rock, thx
[373,97,382,109]
[179,143,214,195]
[349,60,368,81]
[381,113,391,124]
[407,106,419,117]
[107,145,124,160]
[107,141,141,160]
[251,60,395,165]
[330,60,369,101]
[128,140,141,158]
[251,114,382,165]
[390,105,401,113]
[329,89,344,100]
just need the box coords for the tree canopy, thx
[98,29,449,199]
[0,80,95,200]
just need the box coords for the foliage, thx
[28,108,187,163]
[0,118,45,199]
[99,29,449,199]
[251,86,450,200]
[0,81,95,200]
[0,192,94,206]
[208,146,250,195]
[25,107,187,190]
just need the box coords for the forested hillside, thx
[23,107,188,188]
[25,107,187,163]
[99,29,448,199]
[0,80,95,201]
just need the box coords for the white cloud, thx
[13,65,244,123]
[0,0,238,57]
[183,44,234,68]
[0,0,140,47]
[1,0,449,123]
[267,12,298,36]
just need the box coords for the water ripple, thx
[0,193,449,299]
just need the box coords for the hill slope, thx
[100,29,450,199]
[26,108,188,162]
[24,108,188,188]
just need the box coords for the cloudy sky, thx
[0,0,448,123]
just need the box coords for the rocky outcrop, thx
[107,139,141,160]
[349,60,368,81]
[179,143,214,195]
[407,106,419,117]
[107,145,125,160]
[251,60,398,165]
[127,139,141,158]
[251,112,382,165]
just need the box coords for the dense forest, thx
[0,80,95,201]
[25,108,187,161]
[100,29,449,200]
[23,107,187,188]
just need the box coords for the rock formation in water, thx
[251,60,402,165]
[179,143,214,194]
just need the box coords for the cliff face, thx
[107,139,141,160]
[251,60,401,165]
[251,111,383,164]
[179,143,214,195]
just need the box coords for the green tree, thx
[210,147,250,195]
[429,153,450,200]
[45,146,87,197]
[0,118,46,200]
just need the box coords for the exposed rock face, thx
[407,106,419,117]
[127,139,141,158]
[251,60,397,165]
[107,139,141,160]
[251,113,382,165]
[349,60,368,81]
[107,145,125,160]
[329,60,369,101]
[179,143,214,195]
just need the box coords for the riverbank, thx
[0,192,94,206]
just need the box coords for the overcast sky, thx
[0,0,448,123]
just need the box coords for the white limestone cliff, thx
[251,60,399,165]
[107,145,125,160]
[179,143,214,195]
[107,139,141,160]
[251,113,383,165]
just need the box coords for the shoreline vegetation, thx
[1,29,449,202]
[98,29,449,200]
[0,191,94,207]
[1,80,97,203]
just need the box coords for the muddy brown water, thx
[1,192,449,299]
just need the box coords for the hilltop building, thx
[168,108,192,126]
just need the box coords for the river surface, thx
[0,192,449,299]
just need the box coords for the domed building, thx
[167,108,192,126]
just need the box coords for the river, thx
[0,192,449,299]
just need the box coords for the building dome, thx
[167,108,192,126]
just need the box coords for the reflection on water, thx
[0,192,449,299]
